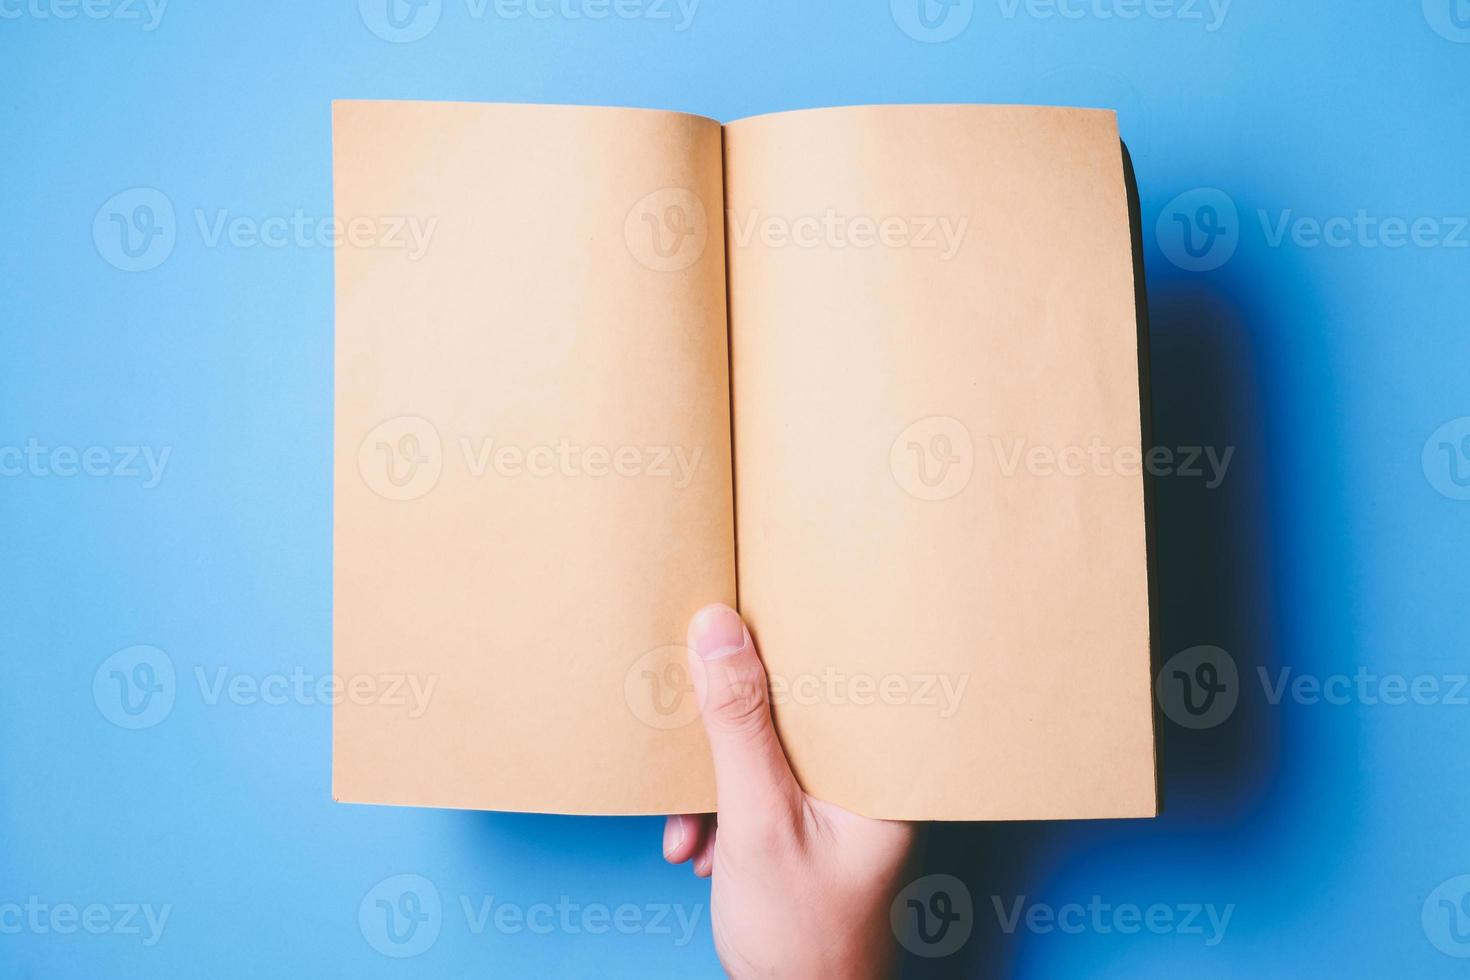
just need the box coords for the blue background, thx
[2,1,1467,976]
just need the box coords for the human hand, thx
[662,603,919,979]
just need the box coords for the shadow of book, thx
[905,141,1298,979]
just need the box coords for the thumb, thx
[687,603,803,833]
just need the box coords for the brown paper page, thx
[333,101,731,815]
[724,105,1156,821]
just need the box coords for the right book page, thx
[723,104,1157,821]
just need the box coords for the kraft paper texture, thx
[333,100,1156,820]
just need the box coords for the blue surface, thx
[2,2,1467,976]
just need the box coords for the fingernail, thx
[689,604,748,661]
[664,815,685,858]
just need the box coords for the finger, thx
[692,824,717,878]
[687,603,803,836]
[662,812,712,865]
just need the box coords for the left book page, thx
[333,101,732,814]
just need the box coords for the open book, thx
[332,101,1157,821]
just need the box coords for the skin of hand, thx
[662,603,919,979]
